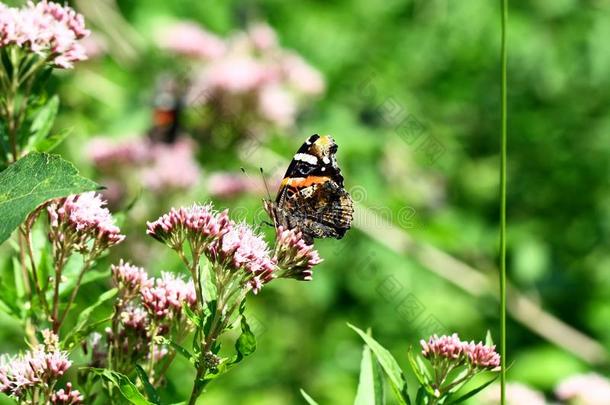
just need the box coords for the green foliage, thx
[0,1,607,404]
[232,311,257,364]
[349,324,410,405]
[0,152,98,244]
[135,365,162,405]
[62,288,117,350]
[24,95,62,153]
[300,389,320,405]
[88,368,155,405]
[354,343,384,405]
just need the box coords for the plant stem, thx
[54,257,93,332]
[187,367,205,405]
[17,230,32,301]
[187,291,225,405]
[22,209,52,317]
[51,248,66,330]
[499,0,508,403]
[148,322,158,382]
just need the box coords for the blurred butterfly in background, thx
[264,134,354,244]
[147,74,184,144]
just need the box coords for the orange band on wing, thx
[281,176,330,188]
[154,109,176,126]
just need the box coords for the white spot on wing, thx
[322,157,330,164]
[294,153,318,165]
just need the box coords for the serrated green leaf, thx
[349,323,410,405]
[354,343,384,405]
[300,389,320,405]
[0,152,99,245]
[87,368,153,405]
[135,365,161,405]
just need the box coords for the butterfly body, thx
[264,134,353,244]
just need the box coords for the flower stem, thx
[51,248,66,330]
[499,0,509,403]
[54,257,93,332]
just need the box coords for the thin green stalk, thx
[499,0,508,403]
[55,257,94,331]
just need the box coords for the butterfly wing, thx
[267,134,353,243]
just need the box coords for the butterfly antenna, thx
[259,167,274,201]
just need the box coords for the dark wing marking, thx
[279,180,353,241]
[280,134,320,179]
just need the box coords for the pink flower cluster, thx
[141,272,197,320]
[141,139,202,193]
[0,1,90,68]
[206,171,264,199]
[146,203,231,252]
[111,260,152,294]
[120,304,149,331]
[274,226,323,281]
[88,136,201,200]
[218,223,275,293]
[87,137,149,170]
[47,192,125,254]
[555,373,610,405]
[0,331,75,399]
[160,21,324,130]
[420,333,500,370]
[481,382,546,405]
[158,21,225,59]
[148,204,282,294]
[50,382,83,405]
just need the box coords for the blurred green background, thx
[1,0,610,403]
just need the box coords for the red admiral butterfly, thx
[264,134,354,244]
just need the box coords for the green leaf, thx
[25,95,59,152]
[0,152,99,245]
[0,275,21,319]
[59,268,108,298]
[407,348,428,387]
[233,313,256,364]
[62,288,117,349]
[407,348,435,397]
[158,336,195,364]
[485,330,494,347]
[183,302,202,328]
[135,365,161,405]
[415,387,427,405]
[34,128,71,153]
[87,368,153,405]
[348,323,410,405]
[300,389,320,405]
[12,256,25,303]
[446,375,499,404]
[354,343,384,405]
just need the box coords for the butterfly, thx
[264,134,354,244]
[147,74,183,144]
